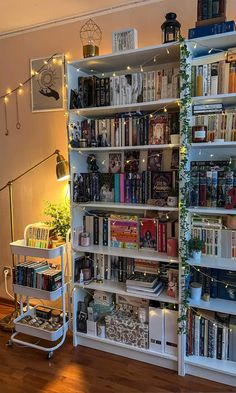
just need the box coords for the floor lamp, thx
[0,149,69,330]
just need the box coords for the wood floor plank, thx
[0,304,235,393]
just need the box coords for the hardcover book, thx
[151,171,172,203]
[139,218,157,250]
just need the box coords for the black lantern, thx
[161,13,181,44]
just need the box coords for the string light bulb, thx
[166,48,170,55]
[164,107,167,112]
[208,48,213,54]
[4,96,9,103]
[127,66,131,70]
[44,60,48,65]
[140,65,144,72]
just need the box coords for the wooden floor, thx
[0,304,236,393]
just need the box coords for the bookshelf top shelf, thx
[75,281,179,304]
[68,42,180,73]
[188,31,236,57]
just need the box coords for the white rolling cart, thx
[8,240,69,359]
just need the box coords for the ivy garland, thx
[178,37,192,334]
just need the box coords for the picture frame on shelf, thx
[112,28,138,53]
[30,54,65,112]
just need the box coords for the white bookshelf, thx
[68,32,236,386]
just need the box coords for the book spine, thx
[120,173,125,203]
[114,173,120,203]
[217,327,223,359]
[199,172,207,206]
[197,0,203,21]
[105,77,110,106]
[211,170,218,207]
[93,216,99,245]
[196,66,203,97]
[125,173,131,203]
[191,66,196,97]
[103,217,108,246]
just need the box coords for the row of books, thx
[191,60,236,97]
[70,69,180,109]
[73,171,175,205]
[24,223,53,249]
[12,261,62,291]
[190,160,233,208]
[197,0,226,22]
[188,20,235,39]
[81,213,178,253]
[192,112,236,142]
[186,309,236,361]
[74,254,179,299]
[69,113,179,148]
[191,267,236,301]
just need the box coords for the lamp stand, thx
[0,150,69,331]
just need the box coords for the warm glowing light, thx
[127,66,131,70]
[44,60,48,65]
[140,65,144,72]
[164,107,167,112]
[58,174,70,182]
[52,58,57,64]
[4,96,9,103]
[112,72,116,77]
[6,88,12,95]
[18,88,23,95]
[19,83,23,87]
[166,48,170,55]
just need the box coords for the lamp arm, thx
[0,150,60,192]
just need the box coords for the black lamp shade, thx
[56,153,70,181]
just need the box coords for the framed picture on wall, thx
[30,54,65,112]
[112,28,138,53]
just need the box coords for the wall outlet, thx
[3,266,11,276]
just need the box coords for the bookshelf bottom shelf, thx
[77,332,177,370]
[185,356,236,387]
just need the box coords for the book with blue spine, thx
[188,20,235,39]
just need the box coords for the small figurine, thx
[87,154,99,172]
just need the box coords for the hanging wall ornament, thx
[80,18,102,58]
[4,98,9,136]
[15,89,21,130]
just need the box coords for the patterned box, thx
[105,311,149,349]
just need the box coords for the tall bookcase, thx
[67,32,236,387]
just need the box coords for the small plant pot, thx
[167,196,178,207]
[170,134,180,145]
[192,250,201,262]
[190,282,202,302]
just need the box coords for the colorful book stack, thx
[13,261,62,291]
[24,223,54,248]
[69,113,179,148]
[193,112,236,142]
[190,160,234,208]
[191,60,236,97]
[186,309,236,361]
[70,69,180,110]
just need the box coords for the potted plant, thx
[170,114,180,145]
[188,238,204,262]
[44,201,71,246]
[167,189,178,207]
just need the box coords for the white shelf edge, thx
[69,98,179,117]
[189,298,236,316]
[13,284,67,301]
[70,144,179,152]
[188,207,236,215]
[77,332,177,361]
[74,245,179,263]
[190,142,236,148]
[188,256,236,271]
[75,281,179,304]
[10,239,64,258]
[185,356,236,377]
[75,202,179,212]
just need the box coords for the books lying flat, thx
[126,284,164,297]
[127,281,163,293]
[126,272,158,288]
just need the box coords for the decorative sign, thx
[193,103,224,115]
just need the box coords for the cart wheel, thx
[47,351,53,359]
[6,340,13,347]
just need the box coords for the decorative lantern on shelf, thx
[80,18,102,58]
[161,13,181,44]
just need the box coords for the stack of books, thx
[126,272,163,296]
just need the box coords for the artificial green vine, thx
[178,37,192,334]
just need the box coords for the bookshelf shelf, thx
[192,93,236,106]
[188,256,236,271]
[189,297,236,316]
[70,143,179,152]
[75,280,179,304]
[74,245,179,263]
[188,31,236,57]
[77,332,178,362]
[185,356,236,383]
[69,98,179,117]
[188,207,236,215]
[69,42,179,73]
[76,202,179,212]
[190,142,236,148]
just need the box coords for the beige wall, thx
[0,0,236,298]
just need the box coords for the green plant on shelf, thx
[44,201,70,241]
[188,238,204,254]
